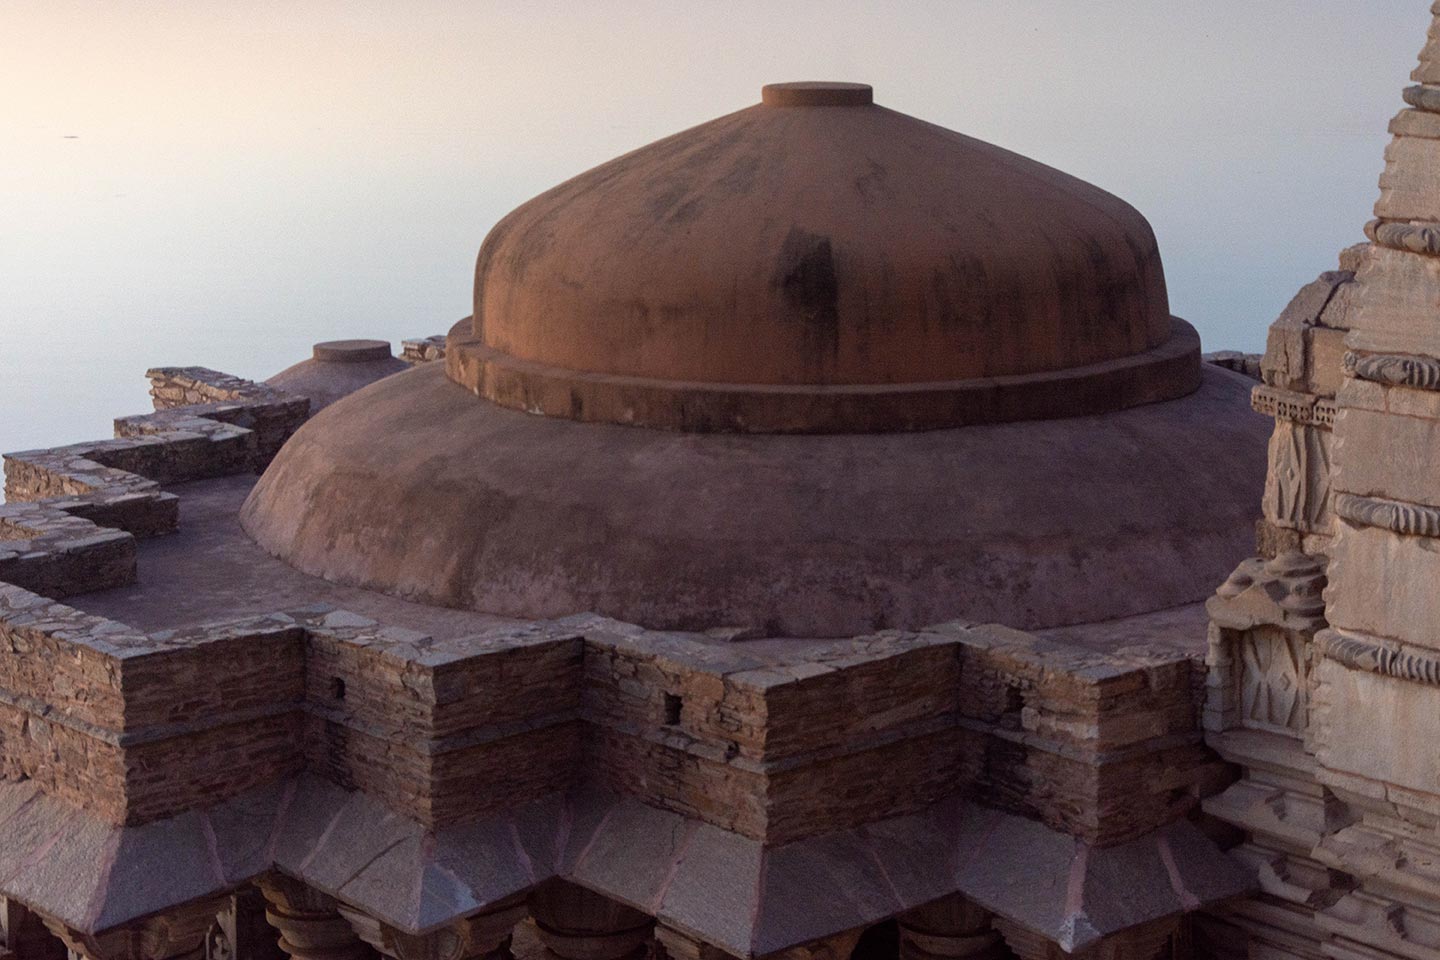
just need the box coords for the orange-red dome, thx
[446,82,1196,432]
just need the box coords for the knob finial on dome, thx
[761,81,873,107]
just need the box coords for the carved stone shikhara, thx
[1199,6,1440,958]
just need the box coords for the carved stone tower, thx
[1203,5,1440,957]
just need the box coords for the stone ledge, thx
[1251,385,1337,427]
[1205,351,1263,381]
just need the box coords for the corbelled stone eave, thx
[0,776,1252,958]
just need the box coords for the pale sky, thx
[0,1,1430,451]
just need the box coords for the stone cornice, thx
[1317,628,1440,687]
[1335,491,1440,538]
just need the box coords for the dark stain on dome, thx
[775,228,841,363]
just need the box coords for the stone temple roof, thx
[0,80,1284,960]
[236,81,1270,638]
[0,773,1248,957]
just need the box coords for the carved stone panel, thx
[1239,627,1310,737]
[1263,420,1332,535]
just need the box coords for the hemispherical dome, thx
[240,82,1265,638]
[446,82,1196,433]
[267,339,408,412]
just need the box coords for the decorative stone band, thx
[1334,491,1440,538]
[1366,218,1440,258]
[1403,84,1440,113]
[1343,349,1440,391]
[444,318,1204,433]
[1317,628,1440,688]
[1251,384,1337,426]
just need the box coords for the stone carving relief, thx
[1318,629,1440,687]
[1252,385,1338,427]
[1238,628,1310,736]
[1263,421,1332,534]
[1345,349,1440,390]
[1367,218,1440,259]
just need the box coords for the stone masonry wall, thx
[2,367,310,601]
[0,560,1224,852]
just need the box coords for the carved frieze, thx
[1210,552,1328,633]
[1239,628,1310,736]
[43,898,226,960]
[1252,385,1337,427]
[1263,421,1332,534]
[1206,553,1326,739]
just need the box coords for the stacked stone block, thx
[400,335,448,365]
[144,367,308,467]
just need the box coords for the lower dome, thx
[239,362,1268,637]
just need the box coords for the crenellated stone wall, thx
[0,577,1221,851]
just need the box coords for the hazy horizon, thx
[1,1,1429,452]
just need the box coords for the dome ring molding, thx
[444,316,1202,433]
